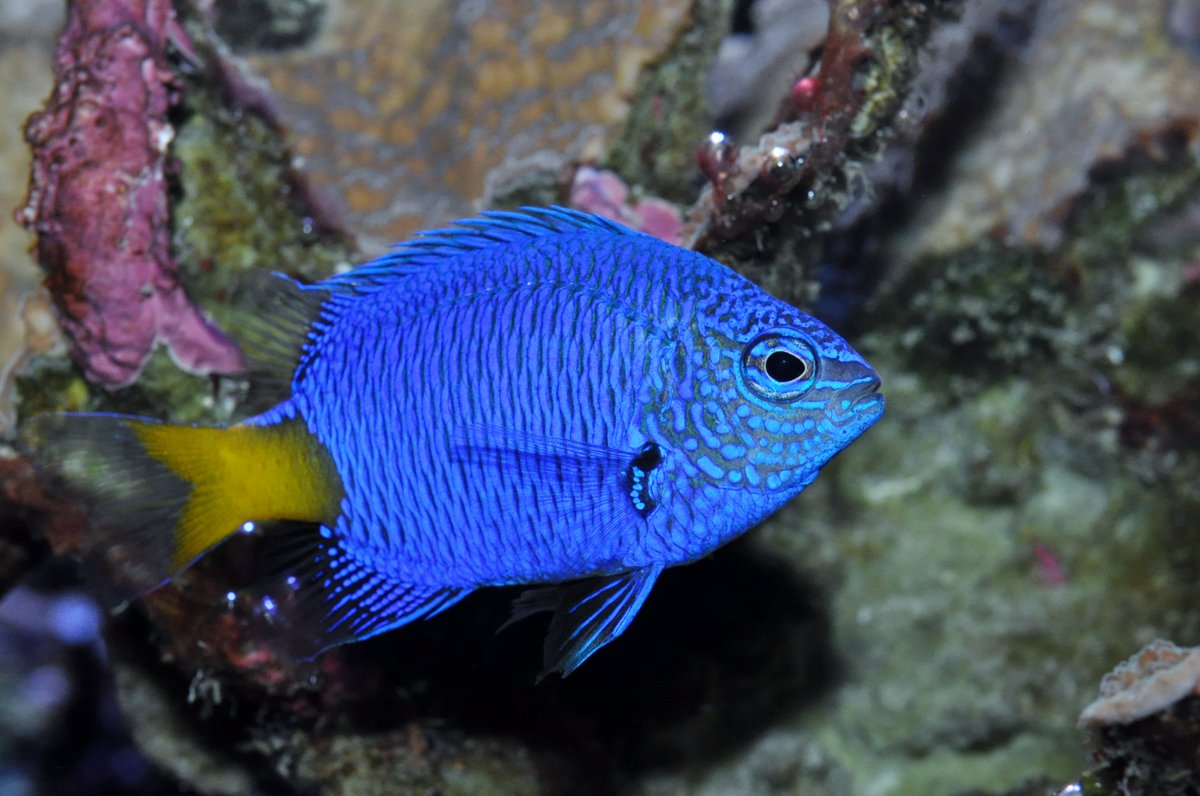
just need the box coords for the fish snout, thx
[823,361,885,425]
[825,359,881,400]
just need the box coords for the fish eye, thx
[740,333,818,403]
[765,350,811,383]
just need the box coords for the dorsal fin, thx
[228,270,331,404]
[229,208,632,400]
[327,206,635,286]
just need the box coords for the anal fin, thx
[267,524,468,658]
[508,565,663,681]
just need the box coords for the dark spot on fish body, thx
[625,442,663,516]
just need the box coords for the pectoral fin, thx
[508,565,663,680]
[451,425,662,560]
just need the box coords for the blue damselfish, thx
[24,208,884,678]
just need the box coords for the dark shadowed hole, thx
[331,536,836,793]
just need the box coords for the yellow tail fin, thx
[21,413,341,601]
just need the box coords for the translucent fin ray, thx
[507,565,663,681]
[21,413,192,604]
[265,524,469,658]
[228,270,330,404]
[21,414,340,605]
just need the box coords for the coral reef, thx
[4,0,1200,793]
[683,0,955,306]
[1072,640,1200,796]
[1079,640,1200,729]
[0,1,61,437]
[707,0,829,140]
[567,166,682,244]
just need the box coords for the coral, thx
[6,0,1200,793]
[1170,0,1200,51]
[240,0,695,252]
[15,0,243,389]
[0,289,63,434]
[210,0,324,52]
[873,241,1070,383]
[107,624,257,795]
[707,0,829,140]
[293,727,540,796]
[1078,640,1200,728]
[603,0,735,203]
[676,0,954,309]
[900,0,1200,257]
[166,36,353,302]
[1078,641,1200,796]
[567,166,682,244]
[0,2,60,437]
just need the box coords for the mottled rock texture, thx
[244,0,695,252]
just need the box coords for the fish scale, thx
[22,207,884,678]
[309,280,643,581]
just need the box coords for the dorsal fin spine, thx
[326,206,635,285]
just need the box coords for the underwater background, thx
[2,0,1200,794]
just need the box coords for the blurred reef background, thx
[3,0,1200,794]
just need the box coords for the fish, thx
[22,207,884,679]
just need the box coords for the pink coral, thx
[568,167,682,245]
[16,0,242,389]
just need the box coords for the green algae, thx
[13,356,91,418]
[604,0,733,204]
[848,9,930,141]
[1063,139,1200,409]
[875,130,1200,407]
[169,72,353,323]
[877,242,1071,385]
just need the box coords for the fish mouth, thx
[851,374,882,402]
[853,391,886,419]
[832,374,885,427]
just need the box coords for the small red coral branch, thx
[16,0,242,389]
[685,0,888,249]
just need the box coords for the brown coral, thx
[242,0,692,252]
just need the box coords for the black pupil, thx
[765,351,808,383]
